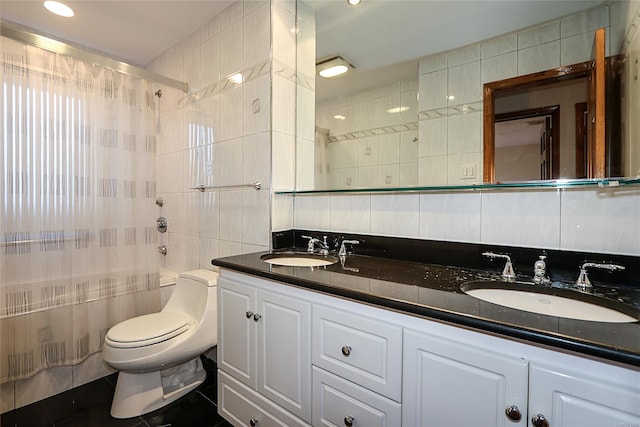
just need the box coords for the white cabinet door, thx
[403,329,529,427]
[218,278,258,389]
[529,364,640,427]
[258,289,312,422]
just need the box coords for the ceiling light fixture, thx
[43,1,74,17]
[228,73,243,85]
[316,56,354,79]
[347,0,362,6]
[387,106,410,114]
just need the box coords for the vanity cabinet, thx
[217,272,312,425]
[403,326,640,427]
[528,363,640,427]
[403,329,529,427]
[216,268,640,427]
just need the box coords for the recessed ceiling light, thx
[44,1,74,17]
[316,56,354,79]
[334,114,346,120]
[347,0,362,6]
[387,106,410,114]
[228,73,243,85]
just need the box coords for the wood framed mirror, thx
[483,28,606,183]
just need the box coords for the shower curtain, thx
[0,36,160,391]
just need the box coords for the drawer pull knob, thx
[344,415,355,427]
[531,414,549,427]
[505,405,522,422]
[341,345,352,357]
[253,313,262,322]
[245,311,253,319]
[249,418,258,427]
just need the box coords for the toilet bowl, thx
[102,269,218,418]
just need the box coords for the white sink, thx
[261,252,338,268]
[463,284,638,323]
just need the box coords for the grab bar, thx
[190,181,262,192]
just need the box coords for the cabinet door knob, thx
[249,418,258,427]
[341,345,352,357]
[344,415,355,427]
[253,313,262,322]
[505,405,522,422]
[245,311,254,319]
[531,414,549,427]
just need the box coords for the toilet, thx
[102,269,218,418]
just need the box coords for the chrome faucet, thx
[302,235,329,255]
[533,255,550,285]
[483,252,516,281]
[576,262,625,288]
[338,239,360,257]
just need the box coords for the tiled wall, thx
[315,78,419,189]
[292,186,640,256]
[147,0,297,273]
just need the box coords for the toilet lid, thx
[105,312,193,348]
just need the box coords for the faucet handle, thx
[576,262,625,288]
[502,259,516,281]
[483,252,516,281]
[339,240,360,257]
[301,235,319,252]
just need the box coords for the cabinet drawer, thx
[313,367,401,427]
[218,370,310,427]
[313,304,402,401]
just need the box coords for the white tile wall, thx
[149,0,276,273]
[315,75,419,189]
[293,185,640,256]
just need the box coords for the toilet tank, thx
[162,269,218,320]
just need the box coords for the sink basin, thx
[461,281,638,323]
[260,252,339,268]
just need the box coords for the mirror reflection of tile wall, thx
[316,79,419,189]
[312,3,623,189]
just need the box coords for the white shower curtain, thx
[0,37,160,389]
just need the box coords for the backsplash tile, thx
[560,188,640,255]
[330,194,371,234]
[419,192,481,243]
[370,194,420,238]
[480,190,561,248]
[295,195,331,231]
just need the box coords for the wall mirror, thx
[295,0,638,192]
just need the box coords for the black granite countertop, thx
[213,249,640,368]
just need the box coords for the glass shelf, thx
[275,178,640,195]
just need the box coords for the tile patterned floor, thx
[1,357,232,427]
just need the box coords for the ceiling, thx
[1,0,235,67]
[310,0,605,101]
[2,0,605,81]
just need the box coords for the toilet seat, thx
[105,312,194,349]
